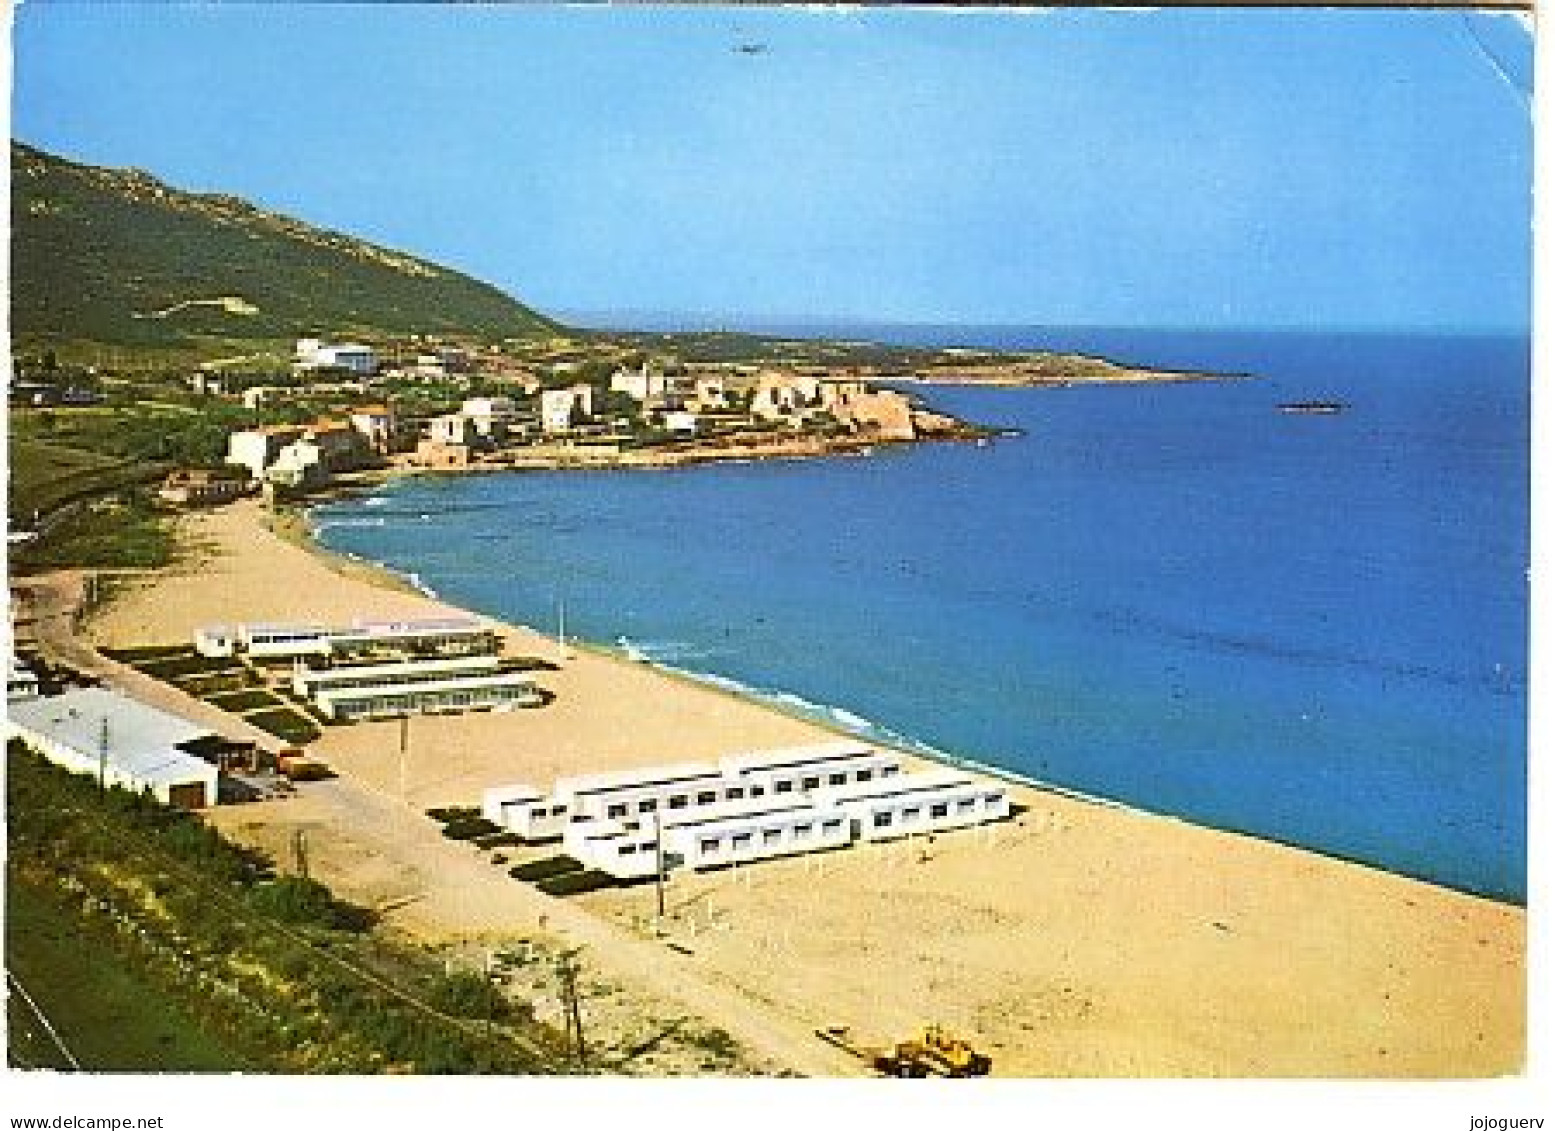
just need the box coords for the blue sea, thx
[313,328,1529,902]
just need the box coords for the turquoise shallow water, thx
[314,330,1528,901]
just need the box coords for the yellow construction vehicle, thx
[817,1023,993,1078]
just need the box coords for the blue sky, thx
[10,5,1533,332]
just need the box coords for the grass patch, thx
[536,869,620,897]
[509,856,584,883]
[133,654,238,680]
[17,493,176,569]
[101,644,196,662]
[206,689,284,713]
[440,816,501,842]
[6,879,248,1071]
[245,708,321,745]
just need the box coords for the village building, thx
[662,410,701,436]
[460,396,518,442]
[348,404,396,453]
[427,413,477,447]
[157,469,250,507]
[610,362,669,403]
[750,371,824,422]
[226,425,303,481]
[8,686,223,808]
[540,385,597,433]
[296,339,376,375]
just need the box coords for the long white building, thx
[486,742,1008,880]
[195,616,498,661]
[8,687,222,808]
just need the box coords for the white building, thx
[292,653,500,698]
[663,411,700,436]
[427,413,477,447]
[348,405,396,453]
[610,363,668,403]
[313,669,539,721]
[662,799,852,873]
[7,658,41,701]
[828,769,1010,843]
[226,426,302,481]
[201,616,497,662]
[235,623,335,659]
[297,340,376,375]
[461,397,517,441]
[8,687,222,808]
[540,385,596,434]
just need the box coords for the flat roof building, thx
[8,687,222,808]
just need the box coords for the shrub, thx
[247,876,340,929]
[508,856,582,882]
[440,817,500,841]
[426,970,506,1021]
[536,869,618,897]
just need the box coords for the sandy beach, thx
[77,498,1525,1077]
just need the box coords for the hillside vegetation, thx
[10,141,558,350]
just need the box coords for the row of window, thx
[869,793,1003,829]
[597,765,898,820]
[696,817,846,857]
[334,685,531,716]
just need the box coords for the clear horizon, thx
[11,6,1533,334]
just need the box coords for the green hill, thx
[10,141,559,352]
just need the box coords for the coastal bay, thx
[78,497,1524,1076]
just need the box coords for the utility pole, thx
[97,717,109,793]
[292,827,310,880]
[398,714,410,812]
[555,947,587,1073]
[653,812,666,923]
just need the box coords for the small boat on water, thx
[1278,400,1346,415]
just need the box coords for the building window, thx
[902,807,921,822]
[620,844,638,855]
[882,766,900,777]
[802,776,820,790]
[530,807,547,820]
[750,786,765,797]
[793,823,813,840]
[957,799,976,814]
[607,803,628,819]
[775,780,793,794]
[700,837,720,855]
[763,828,782,846]
[551,804,567,816]
[856,769,873,782]
[822,819,843,834]
[873,812,892,829]
[726,787,745,800]
[697,790,718,805]
[639,798,657,813]
[668,795,688,810]
[984,792,1002,805]
[828,772,847,786]
[731,833,753,849]
[931,802,949,819]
